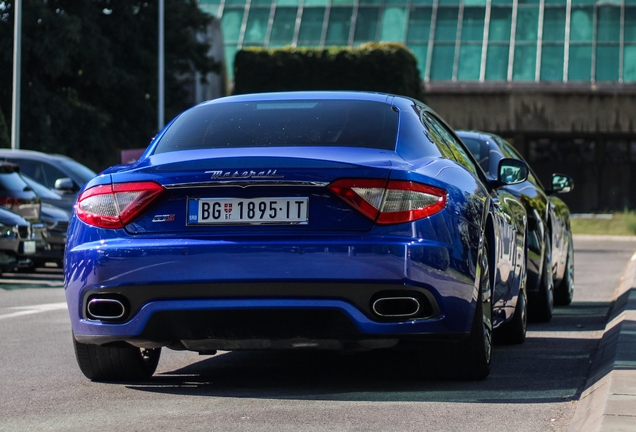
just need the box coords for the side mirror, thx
[551,173,573,194]
[54,177,75,193]
[497,158,529,186]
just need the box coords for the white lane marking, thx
[631,252,636,262]
[0,279,64,286]
[0,302,68,320]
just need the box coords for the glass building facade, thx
[199,0,636,83]
[197,0,636,213]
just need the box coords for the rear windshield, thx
[153,100,399,154]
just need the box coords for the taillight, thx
[76,182,165,229]
[328,179,446,225]
[0,197,22,209]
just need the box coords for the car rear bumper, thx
[73,297,473,351]
[0,250,18,270]
[65,235,479,347]
[0,236,35,270]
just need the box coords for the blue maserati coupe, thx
[65,92,529,381]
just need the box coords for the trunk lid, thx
[117,148,407,235]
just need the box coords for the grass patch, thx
[571,212,636,236]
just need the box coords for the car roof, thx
[202,91,398,107]
[455,130,497,141]
[0,149,75,162]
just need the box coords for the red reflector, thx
[327,179,387,222]
[328,178,446,225]
[76,182,165,229]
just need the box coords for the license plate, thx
[188,197,309,225]
[21,240,36,255]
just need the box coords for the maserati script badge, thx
[205,169,284,180]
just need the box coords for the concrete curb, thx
[572,234,636,242]
[568,251,636,431]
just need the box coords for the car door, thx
[423,116,526,322]
[498,139,570,282]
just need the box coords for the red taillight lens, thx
[328,179,447,225]
[0,196,25,209]
[76,181,165,229]
[328,179,388,222]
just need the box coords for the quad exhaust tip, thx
[87,298,127,321]
[372,297,421,318]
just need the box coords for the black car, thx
[0,162,50,268]
[0,163,40,221]
[0,207,35,272]
[12,173,70,267]
[457,131,574,322]
[22,174,75,213]
[37,204,69,268]
[19,176,71,267]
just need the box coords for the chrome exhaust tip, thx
[87,298,127,320]
[372,297,421,318]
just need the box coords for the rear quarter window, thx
[153,100,400,154]
[422,113,480,177]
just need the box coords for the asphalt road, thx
[1,236,635,432]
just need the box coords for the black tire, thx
[554,235,574,306]
[530,233,554,322]
[416,244,492,380]
[494,286,527,345]
[451,245,493,380]
[73,337,161,382]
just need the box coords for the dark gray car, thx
[0,149,96,197]
[0,207,35,272]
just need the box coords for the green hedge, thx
[233,43,423,100]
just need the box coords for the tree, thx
[234,44,423,100]
[0,0,219,171]
[0,106,9,148]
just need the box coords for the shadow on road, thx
[124,300,610,404]
[0,267,64,290]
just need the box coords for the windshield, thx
[59,159,97,183]
[458,137,490,172]
[22,175,62,199]
[154,100,399,154]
